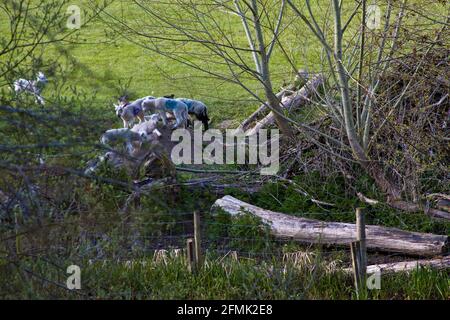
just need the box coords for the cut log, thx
[212,195,449,257]
[239,69,311,132]
[245,74,324,136]
[344,256,450,274]
[134,176,262,196]
[238,90,287,132]
[281,74,324,110]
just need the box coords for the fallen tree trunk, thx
[344,256,450,274]
[245,74,324,136]
[212,195,448,257]
[134,176,263,196]
[388,199,450,220]
[357,193,450,221]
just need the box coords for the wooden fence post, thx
[193,211,203,269]
[351,208,367,298]
[186,238,195,273]
[356,208,367,279]
[350,241,362,296]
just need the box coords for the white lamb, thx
[101,128,145,154]
[14,72,48,105]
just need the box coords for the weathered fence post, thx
[350,241,362,295]
[351,208,367,298]
[356,208,367,278]
[193,211,203,269]
[186,238,195,273]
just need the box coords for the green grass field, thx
[2,1,443,125]
[0,0,329,126]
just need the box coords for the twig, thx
[357,192,380,205]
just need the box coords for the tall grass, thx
[1,251,448,300]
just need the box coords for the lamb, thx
[114,103,146,128]
[131,114,160,136]
[142,97,188,129]
[13,72,48,105]
[131,114,162,141]
[176,98,210,130]
[101,113,163,154]
[101,128,145,154]
[118,95,155,110]
[115,95,156,128]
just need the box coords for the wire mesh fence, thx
[0,206,422,299]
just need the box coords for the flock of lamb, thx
[103,94,209,155]
[13,72,210,156]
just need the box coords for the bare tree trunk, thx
[251,0,294,138]
[330,1,410,209]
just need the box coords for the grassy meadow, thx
[0,0,329,125]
